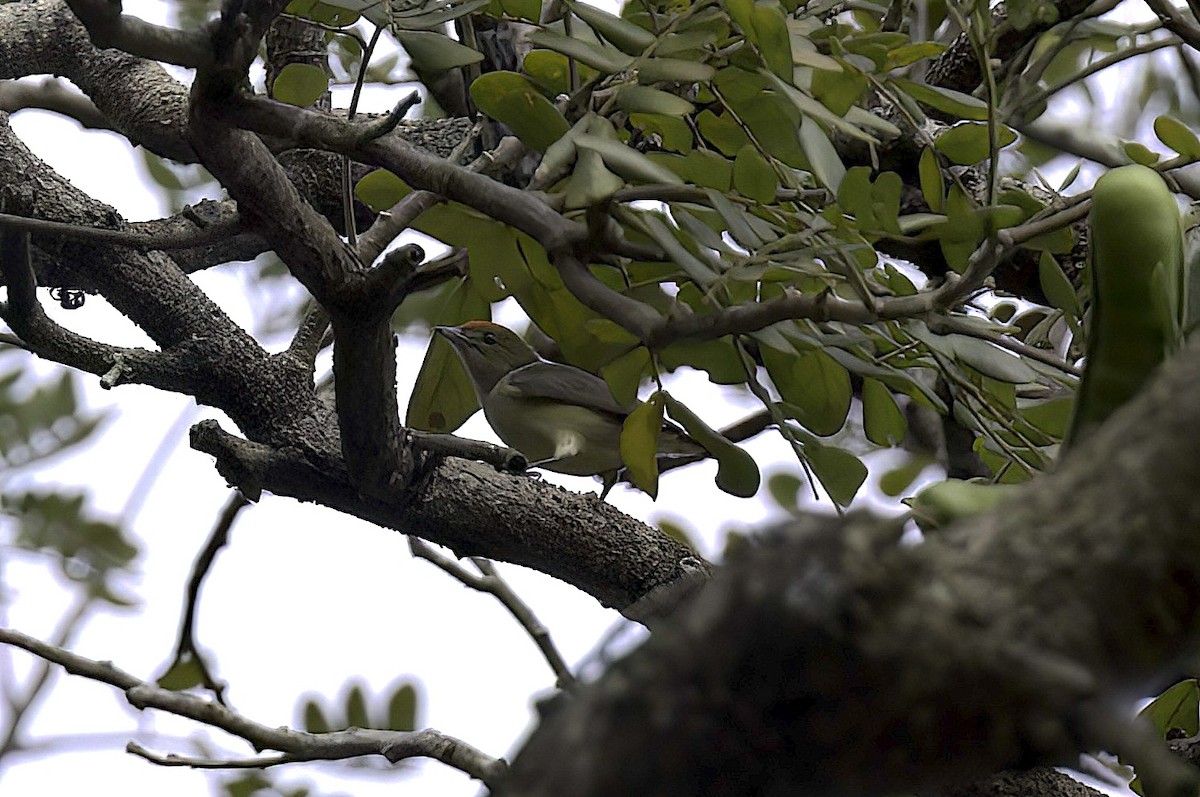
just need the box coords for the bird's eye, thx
[482,332,497,345]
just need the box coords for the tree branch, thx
[499,333,1200,795]
[0,625,507,784]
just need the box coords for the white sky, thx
[0,0,1164,795]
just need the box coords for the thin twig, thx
[0,625,507,783]
[165,491,252,704]
[0,596,92,759]
[409,538,577,690]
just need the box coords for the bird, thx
[434,322,706,481]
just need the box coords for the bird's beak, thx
[433,325,459,343]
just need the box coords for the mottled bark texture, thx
[501,337,1200,795]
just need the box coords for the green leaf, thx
[393,273,490,332]
[811,66,867,116]
[1154,115,1200,160]
[882,262,917,296]
[156,653,205,691]
[697,110,752,156]
[890,78,990,120]
[575,134,683,184]
[663,393,761,498]
[406,335,481,432]
[1037,251,1080,316]
[6,490,138,595]
[837,166,901,233]
[640,213,720,287]
[805,439,867,507]
[798,115,845,191]
[659,337,746,384]
[620,393,665,498]
[862,378,906,446]
[616,85,694,116]
[951,336,1038,383]
[750,2,792,79]
[562,147,625,209]
[879,456,928,496]
[762,70,878,144]
[766,470,803,511]
[1139,679,1200,738]
[884,41,945,69]
[499,0,540,20]
[526,30,634,73]
[763,344,852,436]
[386,682,419,732]
[396,30,484,71]
[354,169,411,212]
[271,63,328,107]
[469,72,570,151]
[934,122,1018,166]
[937,183,982,273]
[564,0,655,54]
[637,58,716,83]
[285,0,359,26]
[1020,397,1072,438]
[733,145,777,203]
[523,50,599,95]
[601,347,652,407]
[704,188,764,249]
[302,698,331,733]
[390,0,491,29]
[646,150,733,190]
[629,113,693,153]
[908,479,1022,528]
[721,0,755,41]
[1122,140,1160,166]
[346,684,370,729]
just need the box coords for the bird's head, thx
[435,322,540,395]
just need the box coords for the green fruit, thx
[1067,165,1185,446]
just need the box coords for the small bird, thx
[435,322,706,479]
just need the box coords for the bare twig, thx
[0,625,508,783]
[162,491,253,704]
[410,538,577,690]
[0,596,92,759]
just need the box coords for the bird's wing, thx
[501,362,634,415]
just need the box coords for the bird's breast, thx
[484,392,624,476]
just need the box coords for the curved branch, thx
[0,626,507,785]
[0,77,112,130]
[64,0,213,67]
[0,0,196,162]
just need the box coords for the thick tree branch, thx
[189,49,412,494]
[188,420,705,615]
[0,0,196,162]
[499,334,1200,795]
[64,0,214,67]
